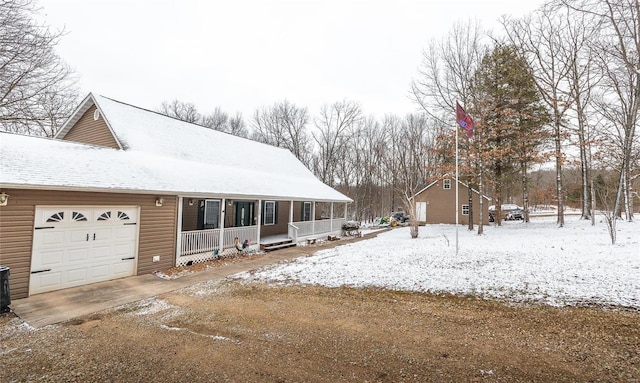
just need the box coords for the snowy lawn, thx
[240,216,639,308]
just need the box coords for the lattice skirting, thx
[176,245,260,266]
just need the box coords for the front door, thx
[235,202,254,226]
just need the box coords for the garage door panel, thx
[38,231,65,247]
[92,227,114,243]
[112,261,135,277]
[67,247,90,263]
[69,229,91,245]
[35,249,64,268]
[30,206,140,295]
[36,272,63,289]
[113,242,135,257]
[90,264,110,279]
[114,226,137,240]
[67,267,89,283]
[92,246,115,262]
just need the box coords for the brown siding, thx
[62,105,120,149]
[0,189,177,299]
[260,201,290,237]
[181,199,200,231]
[414,181,489,225]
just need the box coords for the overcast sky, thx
[41,0,545,121]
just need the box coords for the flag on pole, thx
[456,101,474,138]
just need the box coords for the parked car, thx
[489,204,524,221]
[506,208,524,220]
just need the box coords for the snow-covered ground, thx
[239,216,640,309]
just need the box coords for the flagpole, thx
[455,101,474,255]
[455,117,459,255]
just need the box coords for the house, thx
[413,178,491,225]
[0,93,351,299]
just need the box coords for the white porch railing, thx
[181,229,220,256]
[222,226,259,250]
[178,219,345,266]
[288,223,299,243]
[289,218,346,241]
[178,226,259,266]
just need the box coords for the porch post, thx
[344,202,348,220]
[312,201,316,235]
[330,202,334,233]
[289,200,294,223]
[219,198,226,253]
[256,199,262,247]
[175,197,183,265]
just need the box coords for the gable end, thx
[61,104,120,149]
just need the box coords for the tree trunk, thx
[554,119,565,227]
[477,162,484,235]
[522,162,530,223]
[467,175,474,230]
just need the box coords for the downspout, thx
[175,197,183,266]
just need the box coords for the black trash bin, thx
[0,265,10,313]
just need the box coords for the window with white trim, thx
[264,201,276,225]
[443,179,451,189]
[204,200,220,229]
[302,202,312,221]
[462,204,469,215]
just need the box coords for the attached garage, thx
[30,206,139,294]
[0,188,177,299]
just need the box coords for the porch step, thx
[261,239,297,252]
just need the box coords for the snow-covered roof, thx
[2,94,351,202]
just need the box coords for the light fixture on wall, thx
[188,199,194,206]
[155,197,164,207]
[0,192,9,207]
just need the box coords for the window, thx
[264,201,276,225]
[72,212,88,222]
[462,204,469,215]
[302,202,312,221]
[204,200,220,229]
[46,212,64,222]
[443,179,451,189]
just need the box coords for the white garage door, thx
[30,206,139,295]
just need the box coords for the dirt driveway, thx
[1,277,638,383]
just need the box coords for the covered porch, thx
[175,197,348,266]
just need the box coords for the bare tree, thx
[312,100,362,186]
[251,100,312,167]
[157,99,201,123]
[411,19,488,234]
[411,19,486,122]
[0,0,78,137]
[228,112,248,138]
[394,113,436,238]
[562,0,639,221]
[201,107,229,132]
[502,5,575,227]
[562,8,601,221]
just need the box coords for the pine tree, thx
[472,45,550,225]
